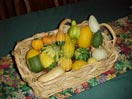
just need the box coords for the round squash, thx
[31,38,43,50]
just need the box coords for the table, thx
[0,0,132,99]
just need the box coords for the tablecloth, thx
[0,14,132,99]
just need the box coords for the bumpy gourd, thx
[39,52,55,70]
[58,57,72,71]
[61,34,75,58]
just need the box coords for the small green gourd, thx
[68,20,80,39]
[27,55,44,73]
[91,30,103,48]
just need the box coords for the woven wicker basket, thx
[13,19,118,98]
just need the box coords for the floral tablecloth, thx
[0,14,132,99]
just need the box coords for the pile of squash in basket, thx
[26,15,108,82]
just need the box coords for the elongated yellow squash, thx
[61,34,75,58]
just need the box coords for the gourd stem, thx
[71,20,76,26]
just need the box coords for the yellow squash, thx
[61,34,75,58]
[77,26,93,48]
[58,57,72,71]
[72,60,87,70]
[39,52,55,70]
[31,38,43,50]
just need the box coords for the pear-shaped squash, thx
[61,34,75,58]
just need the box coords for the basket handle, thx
[58,19,71,32]
[100,23,117,45]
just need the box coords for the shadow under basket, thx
[13,19,118,98]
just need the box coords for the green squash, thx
[27,55,44,73]
[91,30,103,48]
[74,48,89,61]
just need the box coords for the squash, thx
[72,60,87,70]
[27,55,44,73]
[58,57,72,71]
[91,30,103,48]
[77,26,93,48]
[68,20,80,39]
[87,57,97,64]
[38,66,65,82]
[39,52,55,70]
[74,47,89,61]
[41,44,62,62]
[56,18,72,46]
[92,48,108,60]
[42,34,56,45]
[31,38,43,50]
[56,29,65,46]
[88,15,100,33]
[26,49,40,59]
[26,49,44,73]
[61,34,75,58]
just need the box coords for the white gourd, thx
[88,15,100,33]
[92,48,108,61]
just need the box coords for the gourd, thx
[26,49,44,73]
[39,52,55,70]
[42,34,56,45]
[87,57,97,64]
[41,44,62,62]
[38,66,65,82]
[91,30,103,48]
[72,60,87,70]
[56,29,65,46]
[74,48,89,61]
[31,38,43,50]
[58,57,72,71]
[56,18,71,46]
[61,34,75,58]
[88,15,100,33]
[68,20,80,39]
[92,48,108,61]
[77,26,93,48]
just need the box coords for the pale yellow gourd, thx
[38,66,65,82]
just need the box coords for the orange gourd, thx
[31,38,43,50]
[42,34,56,45]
